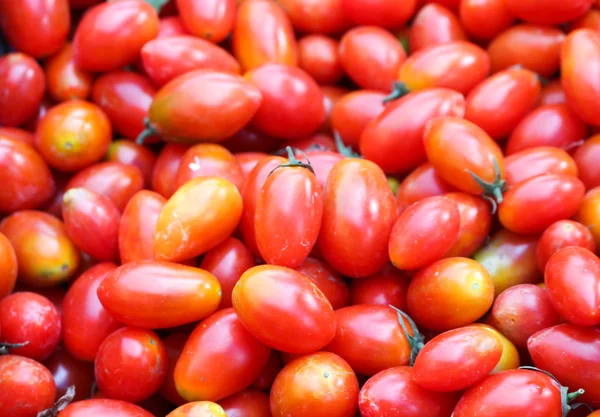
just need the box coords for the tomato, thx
[156,333,187,406]
[73,0,159,72]
[57,399,154,417]
[577,186,600,247]
[295,257,350,310]
[540,80,567,106]
[0,53,45,127]
[233,0,297,71]
[459,0,514,41]
[474,230,542,295]
[499,174,585,234]
[175,144,244,191]
[45,43,93,102]
[537,220,596,271]
[297,149,344,189]
[573,135,600,189]
[470,324,521,372]
[571,8,600,33]
[44,348,95,402]
[174,308,270,402]
[339,27,407,92]
[141,35,240,87]
[232,265,336,353]
[219,389,271,417]
[395,162,455,213]
[331,91,386,147]
[167,402,227,417]
[544,247,600,326]
[409,4,466,53]
[562,29,600,126]
[297,35,343,85]
[504,0,593,25]
[0,127,35,147]
[319,159,396,277]
[106,141,156,188]
[0,355,56,417]
[452,368,584,417]
[488,25,565,78]
[444,192,491,258]
[0,211,79,288]
[0,0,69,58]
[505,147,578,187]
[143,70,262,144]
[176,0,235,43]
[349,265,408,310]
[277,0,350,34]
[235,152,267,180]
[0,232,17,300]
[413,326,503,392]
[529,324,600,407]
[398,41,490,95]
[319,85,350,134]
[151,144,188,198]
[0,139,55,213]
[26,96,54,133]
[270,352,359,417]
[283,133,336,153]
[359,366,459,417]
[341,0,416,29]
[223,128,280,154]
[91,72,157,142]
[98,261,221,328]
[158,16,189,37]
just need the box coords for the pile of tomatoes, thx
[2,0,600,416]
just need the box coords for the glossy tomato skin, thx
[471,324,521,373]
[504,0,593,25]
[537,220,596,271]
[0,211,79,287]
[219,389,271,417]
[398,41,490,95]
[91,72,157,142]
[409,4,466,53]
[298,35,343,85]
[175,144,244,191]
[0,53,46,127]
[318,159,396,277]
[341,0,416,29]
[176,0,235,43]
[270,352,359,417]
[577,187,600,247]
[106,140,156,188]
[444,192,491,258]
[174,308,271,402]
[141,35,241,87]
[73,0,159,72]
[459,0,514,42]
[58,399,155,417]
[573,135,600,189]
[339,26,407,92]
[544,247,600,326]
[152,144,188,198]
[44,348,95,402]
[232,265,336,354]
[465,68,541,140]
[0,355,56,417]
[413,326,503,392]
[0,0,69,58]
[0,139,55,213]
[233,0,297,71]
[45,43,93,102]
[505,146,578,187]
[277,0,350,34]
[359,366,459,417]
[0,233,17,299]
[528,324,600,407]
[319,85,349,133]
[0,127,35,146]
[331,90,386,147]
[325,305,412,376]
[396,162,455,213]
[488,25,565,78]
[298,150,344,189]
[167,401,227,417]
[149,70,262,144]
[498,174,585,234]
[158,16,189,37]
[98,261,221,329]
[235,152,267,180]
[539,80,566,106]
[295,257,350,310]
[349,265,409,310]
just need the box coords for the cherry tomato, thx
[341,0,416,29]
[295,257,350,310]
[141,35,240,87]
[471,323,521,372]
[349,265,408,310]
[459,0,514,42]
[319,85,350,134]
[398,41,490,95]
[573,135,600,189]
[0,53,46,127]
[118,191,163,264]
[167,402,227,417]
[0,127,35,147]
[175,144,244,191]
[45,43,93,102]
[283,133,336,153]
[44,348,95,402]
[252,351,282,392]
[488,24,565,77]
[297,35,343,85]
[0,211,79,288]
[232,0,297,71]
[91,72,157,142]
[73,0,159,72]
[537,220,596,271]
[158,16,189,37]
[395,162,455,213]
[0,232,17,300]
[232,265,336,353]
[151,144,188,198]
[0,0,69,58]
[504,0,593,25]
[297,149,344,189]
[58,399,155,417]
[318,159,396,277]
[444,192,492,257]
[219,389,271,417]
[505,146,578,187]
[339,26,407,92]
[331,90,386,147]
[277,0,350,34]
[26,96,54,132]
[413,325,503,392]
[270,352,359,417]
[577,186,600,247]
[98,261,221,328]
[176,0,235,43]
[235,152,267,180]
[106,140,156,188]
[539,79,567,106]
[409,4,466,53]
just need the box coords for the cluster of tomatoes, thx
[2,0,600,416]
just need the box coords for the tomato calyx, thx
[467,157,506,214]
[37,385,76,417]
[135,117,158,145]
[382,81,410,103]
[0,341,28,355]
[519,366,585,417]
[143,0,170,13]
[334,132,361,158]
[390,305,424,365]
[269,146,315,177]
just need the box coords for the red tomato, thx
[537,220,596,271]
[498,174,585,234]
[91,72,157,142]
[0,53,45,127]
[341,0,416,29]
[505,146,578,186]
[413,326,503,392]
[0,232,17,300]
[573,135,600,189]
[252,351,282,392]
[459,0,514,41]
[398,41,490,95]
[319,85,350,134]
[158,16,189,38]
[0,0,69,58]
[444,192,492,258]
[176,0,235,43]
[141,35,241,87]
[487,25,565,78]
[270,352,359,417]
[577,186,600,247]
[232,0,297,71]
[298,35,343,85]
[73,0,159,71]
[58,399,154,417]
[349,265,408,310]
[98,261,221,329]
[359,366,459,417]
[106,140,156,188]
[232,265,336,353]
[395,162,455,213]
[44,348,95,402]
[277,0,350,34]
[318,159,396,277]
[45,43,93,102]
[0,127,35,147]
[544,247,600,326]
[219,389,271,417]
[409,4,466,53]
[339,26,407,92]
[235,152,267,180]
[152,144,188,198]
[174,308,270,402]
[331,90,386,147]
[297,149,344,189]
[175,144,245,191]
[295,257,350,310]
[167,402,227,417]
[283,133,336,153]
[539,80,567,106]
[504,0,593,25]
